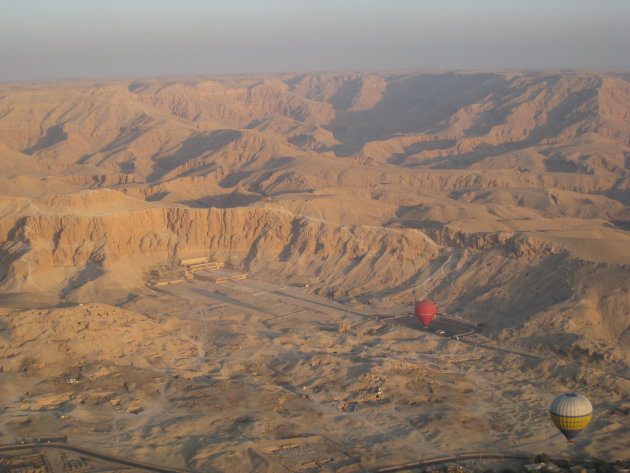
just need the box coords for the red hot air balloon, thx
[415,300,436,326]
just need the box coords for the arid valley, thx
[0,70,629,472]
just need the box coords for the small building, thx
[524,464,545,472]
[445,463,466,473]
[570,467,589,473]
[524,464,562,473]
[544,463,562,473]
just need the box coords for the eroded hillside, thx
[0,70,629,365]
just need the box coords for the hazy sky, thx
[1,0,629,82]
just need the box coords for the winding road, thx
[0,442,197,473]
[368,451,598,473]
[0,443,608,473]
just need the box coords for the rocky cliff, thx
[0,70,628,363]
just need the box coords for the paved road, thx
[368,450,600,473]
[0,443,605,473]
[0,443,198,473]
[159,276,630,382]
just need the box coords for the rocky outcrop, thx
[427,225,559,258]
[0,206,439,297]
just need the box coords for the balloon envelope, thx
[549,393,592,441]
[414,300,436,326]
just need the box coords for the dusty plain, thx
[0,70,629,472]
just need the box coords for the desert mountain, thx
[0,70,629,368]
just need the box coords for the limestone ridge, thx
[0,72,627,185]
[0,70,628,363]
[0,205,436,294]
[0,197,628,362]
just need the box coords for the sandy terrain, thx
[0,70,629,471]
[1,274,628,472]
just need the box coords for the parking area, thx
[155,267,477,343]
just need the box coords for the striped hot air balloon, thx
[549,393,592,442]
